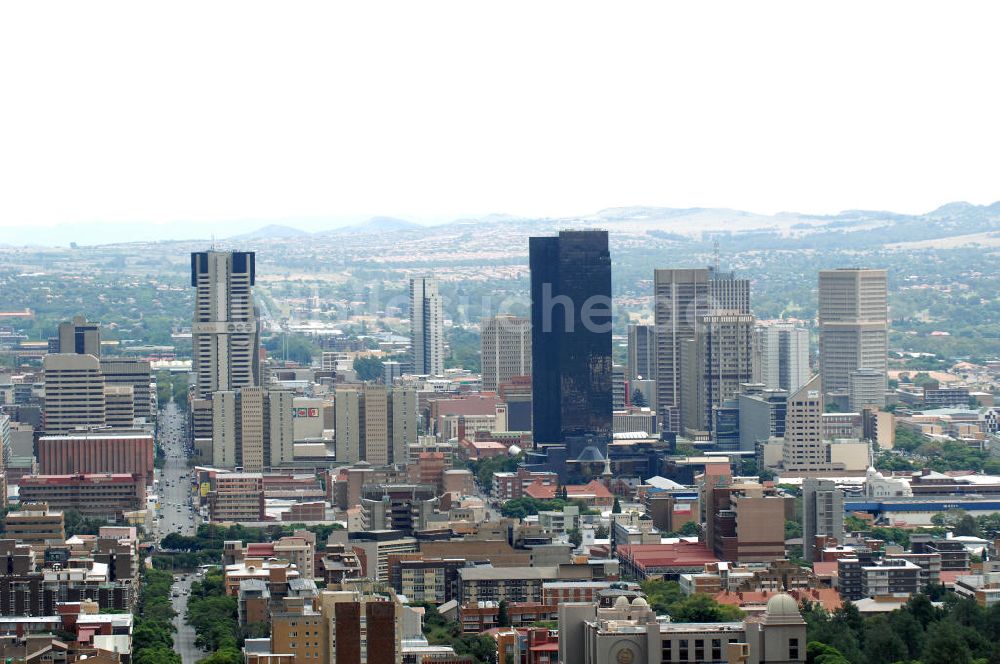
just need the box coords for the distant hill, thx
[319,216,421,235]
[228,224,309,241]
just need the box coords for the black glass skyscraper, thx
[529,230,613,444]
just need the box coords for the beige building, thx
[212,387,293,470]
[481,315,531,392]
[654,268,749,433]
[4,503,65,547]
[334,386,417,465]
[104,385,135,429]
[100,358,154,426]
[270,597,328,664]
[191,250,260,399]
[781,375,826,471]
[849,367,886,412]
[680,312,755,434]
[818,268,888,395]
[43,353,106,435]
[559,594,806,664]
[209,473,264,522]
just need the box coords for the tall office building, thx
[529,230,613,444]
[756,323,810,393]
[190,251,260,399]
[100,358,153,426]
[802,478,844,562]
[738,387,788,452]
[56,316,101,356]
[42,354,106,435]
[849,367,887,412]
[654,268,749,433]
[211,387,293,471]
[334,386,417,465]
[481,315,531,392]
[781,375,825,471]
[679,312,755,434]
[104,386,136,429]
[612,365,626,410]
[818,268,888,395]
[410,277,445,376]
[626,324,656,381]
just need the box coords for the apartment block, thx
[481,315,531,392]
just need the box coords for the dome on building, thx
[615,596,630,610]
[765,593,799,617]
[630,597,649,609]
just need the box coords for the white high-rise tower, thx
[410,277,445,376]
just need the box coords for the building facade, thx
[755,323,810,394]
[191,250,260,399]
[818,268,888,395]
[530,230,613,445]
[481,315,531,393]
[410,277,445,377]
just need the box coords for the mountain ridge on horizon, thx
[2,200,999,248]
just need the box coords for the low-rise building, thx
[4,503,65,548]
[559,594,807,664]
[18,474,145,518]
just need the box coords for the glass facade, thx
[529,230,613,444]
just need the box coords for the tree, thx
[134,647,183,664]
[806,642,851,664]
[353,356,384,382]
[922,619,972,664]
[668,593,744,623]
[640,579,684,615]
[498,600,511,627]
[631,389,647,407]
[595,524,609,539]
[785,520,803,540]
[567,528,583,548]
[907,592,942,629]
[676,521,700,537]
[612,496,622,514]
[196,648,243,664]
[861,615,908,664]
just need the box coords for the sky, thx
[2,1,1000,232]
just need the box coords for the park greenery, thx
[420,603,498,664]
[468,454,522,488]
[186,570,246,664]
[156,522,343,570]
[801,592,1000,664]
[639,579,745,622]
[133,568,181,664]
[499,497,598,519]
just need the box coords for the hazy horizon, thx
[3,1,1000,233]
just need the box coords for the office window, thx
[789,637,799,660]
[679,639,688,661]
[712,639,721,661]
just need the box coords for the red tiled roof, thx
[566,480,613,499]
[940,570,965,586]
[714,588,842,611]
[812,562,839,578]
[617,542,718,570]
[524,481,557,500]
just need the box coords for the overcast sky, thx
[2,1,999,230]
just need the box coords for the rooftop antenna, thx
[211,234,216,251]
